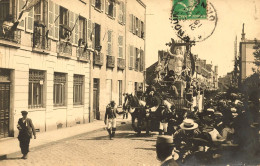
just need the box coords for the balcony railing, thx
[57,40,72,58]
[107,55,115,68]
[32,33,51,53]
[0,25,21,48]
[77,47,90,62]
[117,58,125,70]
[93,51,103,66]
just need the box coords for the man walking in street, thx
[104,101,119,140]
[17,111,36,159]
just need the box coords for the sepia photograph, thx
[0,0,259,165]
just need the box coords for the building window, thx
[59,7,69,40]
[73,75,84,105]
[107,30,112,56]
[53,72,66,106]
[95,0,102,10]
[118,35,123,58]
[118,80,122,106]
[78,16,87,46]
[141,21,145,39]
[94,23,101,50]
[118,2,125,24]
[28,70,45,109]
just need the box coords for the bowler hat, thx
[21,110,28,115]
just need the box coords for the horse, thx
[124,93,173,136]
[124,93,153,135]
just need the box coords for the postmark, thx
[172,0,207,20]
[171,1,218,43]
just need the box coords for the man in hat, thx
[104,101,119,140]
[17,111,36,159]
[156,136,179,166]
[173,119,201,160]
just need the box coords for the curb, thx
[0,120,130,160]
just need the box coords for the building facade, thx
[238,24,260,85]
[0,0,146,138]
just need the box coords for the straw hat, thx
[180,119,198,130]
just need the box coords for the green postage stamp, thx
[172,0,207,20]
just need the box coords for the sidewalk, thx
[0,117,130,159]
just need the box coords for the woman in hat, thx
[17,111,36,159]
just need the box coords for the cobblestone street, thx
[0,122,161,166]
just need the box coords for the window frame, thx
[53,72,67,107]
[73,74,84,105]
[28,69,45,109]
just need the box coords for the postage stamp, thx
[172,0,207,20]
[171,2,217,43]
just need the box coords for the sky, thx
[143,0,260,76]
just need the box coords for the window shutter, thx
[129,14,133,32]
[139,19,141,37]
[84,19,87,42]
[54,3,59,40]
[101,0,105,11]
[25,7,34,33]
[69,11,74,44]
[132,16,135,35]
[113,3,116,18]
[74,13,79,45]
[92,22,95,49]
[17,0,25,29]
[129,45,134,69]
[122,2,125,24]
[48,0,54,38]
[105,0,108,14]
[87,19,92,49]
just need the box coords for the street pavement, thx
[0,118,161,166]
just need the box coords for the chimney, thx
[241,23,246,41]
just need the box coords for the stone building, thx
[0,0,146,138]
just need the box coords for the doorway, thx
[93,78,100,120]
[0,69,11,138]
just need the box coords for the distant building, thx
[238,23,260,85]
[218,72,233,92]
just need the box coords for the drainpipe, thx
[124,0,127,94]
[143,5,146,92]
[88,1,93,123]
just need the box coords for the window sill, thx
[94,7,103,13]
[28,108,45,111]
[73,104,84,108]
[118,21,125,26]
[79,0,87,4]
[107,14,115,20]
[53,106,67,109]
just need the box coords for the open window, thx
[106,0,116,18]
[33,0,49,50]
[59,6,70,41]
[94,23,101,50]
[78,16,87,47]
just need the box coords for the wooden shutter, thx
[87,19,92,49]
[69,11,74,44]
[54,3,59,40]
[122,2,125,24]
[113,2,116,18]
[101,0,105,11]
[132,16,135,35]
[92,22,95,49]
[74,13,79,45]
[105,0,108,14]
[17,0,25,29]
[129,14,133,32]
[139,19,141,37]
[48,0,54,38]
[129,45,134,69]
[25,7,34,33]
